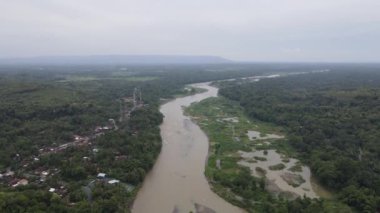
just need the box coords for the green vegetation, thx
[57,74,158,82]
[220,70,380,212]
[281,173,306,187]
[186,97,277,211]
[269,163,286,171]
[186,97,348,212]
[0,63,277,212]
[1,63,376,212]
[289,162,303,172]
[255,167,267,176]
[173,87,208,98]
[254,156,268,161]
[0,71,168,212]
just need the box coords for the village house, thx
[12,179,28,187]
[97,173,106,179]
[108,179,120,184]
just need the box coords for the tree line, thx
[219,70,380,212]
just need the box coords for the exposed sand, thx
[238,149,319,198]
[247,131,284,141]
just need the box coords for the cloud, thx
[0,0,379,62]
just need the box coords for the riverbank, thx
[185,96,347,212]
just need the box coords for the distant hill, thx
[0,55,233,65]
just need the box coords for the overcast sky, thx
[0,0,379,62]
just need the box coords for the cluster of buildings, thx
[0,91,144,198]
[38,118,118,157]
[0,166,67,196]
[0,170,22,187]
[0,118,117,195]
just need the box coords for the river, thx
[132,71,331,212]
[132,82,244,213]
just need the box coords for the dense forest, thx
[1,63,378,212]
[219,69,380,212]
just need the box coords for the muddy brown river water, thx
[132,82,244,213]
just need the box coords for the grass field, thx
[57,75,158,82]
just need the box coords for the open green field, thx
[185,96,290,155]
[57,75,158,82]
[185,97,286,210]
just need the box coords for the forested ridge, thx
[219,70,380,212]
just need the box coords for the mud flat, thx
[238,149,320,198]
[247,130,284,140]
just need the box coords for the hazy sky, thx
[1,0,379,62]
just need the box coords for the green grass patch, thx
[185,96,290,211]
[57,75,158,82]
[174,87,208,98]
[288,162,303,172]
[269,163,286,171]
[254,156,267,161]
[281,173,305,187]
[124,76,158,81]
[255,167,267,176]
